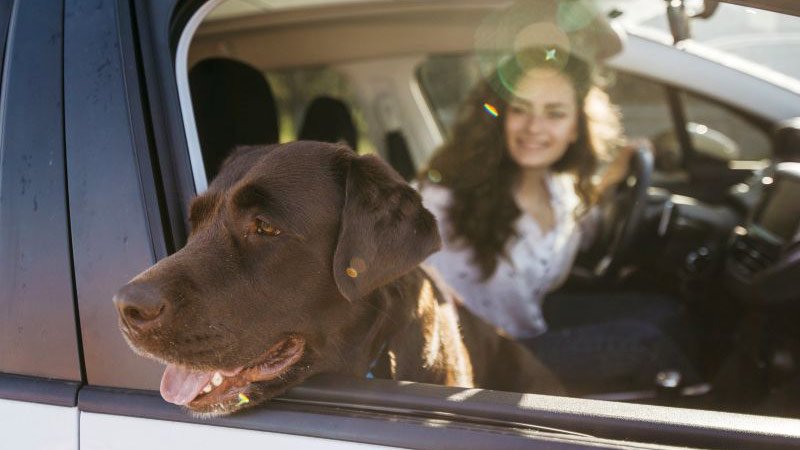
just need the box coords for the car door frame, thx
[60,0,800,448]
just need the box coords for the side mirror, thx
[651,122,740,171]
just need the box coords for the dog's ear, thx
[333,154,441,302]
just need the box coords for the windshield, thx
[599,0,800,83]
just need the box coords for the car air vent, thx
[729,230,782,277]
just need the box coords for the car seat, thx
[189,57,279,181]
[298,96,358,152]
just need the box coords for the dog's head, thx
[114,141,440,416]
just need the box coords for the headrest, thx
[298,96,358,151]
[190,58,279,180]
[773,117,800,162]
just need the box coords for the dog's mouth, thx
[159,335,305,410]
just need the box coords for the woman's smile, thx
[504,68,578,169]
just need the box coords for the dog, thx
[114,141,564,416]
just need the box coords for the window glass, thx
[418,54,482,136]
[419,56,680,163]
[682,91,771,161]
[173,2,800,424]
[266,67,377,154]
[602,70,673,143]
[598,1,800,83]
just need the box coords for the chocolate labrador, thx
[114,141,563,416]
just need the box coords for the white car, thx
[2,0,800,449]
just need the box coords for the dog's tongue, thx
[160,365,214,406]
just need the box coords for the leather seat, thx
[298,96,358,151]
[189,57,279,181]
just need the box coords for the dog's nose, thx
[114,283,168,333]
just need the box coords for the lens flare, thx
[483,103,499,118]
[427,169,442,183]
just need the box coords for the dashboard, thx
[726,163,800,304]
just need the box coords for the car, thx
[2,0,800,449]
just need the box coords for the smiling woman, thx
[415,44,700,396]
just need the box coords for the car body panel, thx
[0,0,82,381]
[80,412,402,450]
[0,399,79,450]
[64,0,166,389]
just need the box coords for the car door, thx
[0,1,82,448]
[57,0,800,449]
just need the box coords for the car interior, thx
[180,0,800,419]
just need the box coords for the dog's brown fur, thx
[115,141,563,416]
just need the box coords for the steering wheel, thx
[592,146,655,280]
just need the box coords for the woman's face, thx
[504,68,579,170]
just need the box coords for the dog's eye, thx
[255,219,281,237]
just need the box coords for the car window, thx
[418,53,483,137]
[602,70,674,145]
[681,90,772,161]
[157,0,800,427]
[266,67,377,154]
[421,54,773,168]
[598,1,800,84]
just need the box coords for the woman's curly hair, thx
[421,47,623,280]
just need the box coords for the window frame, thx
[117,0,800,447]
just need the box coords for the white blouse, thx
[419,173,590,339]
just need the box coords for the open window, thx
[78,1,800,448]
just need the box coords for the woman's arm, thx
[595,138,652,199]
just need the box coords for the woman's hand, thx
[596,138,652,198]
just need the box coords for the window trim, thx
[0,0,14,95]
[75,374,800,449]
[127,1,800,447]
[0,373,80,407]
[175,0,220,194]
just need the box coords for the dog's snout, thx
[114,283,168,333]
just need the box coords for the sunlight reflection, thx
[483,102,499,118]
[427,169,442,183]
[446,388,482,402]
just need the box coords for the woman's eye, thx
[509,104,527,114]
[255,219,281,236]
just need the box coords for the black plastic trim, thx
[116,0,172,259]
[78,375,800,450]
[0,0,13,87]
[0,373,81,407]
[666,85,695,164]
[132,0,195,250]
